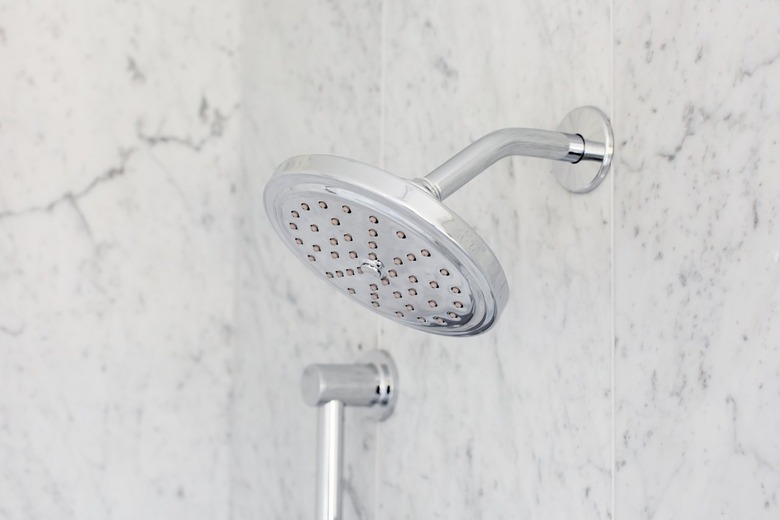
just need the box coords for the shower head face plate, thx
[264,155,509,336]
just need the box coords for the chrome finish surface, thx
[302,363,382,407]
[301,350,397,420]
[552,106,614,193]
[305,351,398,520]
[265,155,508,336]
[358,349,398,421]
[316,400,344,520]
[421,129,586,200]
[264,106,612,335]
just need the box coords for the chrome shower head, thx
[264,106,613,336]
[265,155,508,336]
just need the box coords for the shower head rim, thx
[264,154,509,336]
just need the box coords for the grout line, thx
[609,0,617,518]
[374,4,388,520]
[377,0,387,349]
[379,1,386,173]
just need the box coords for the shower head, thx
[264,106,613,336]
[265,155,508,336]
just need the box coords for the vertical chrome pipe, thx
[316,400,345,520]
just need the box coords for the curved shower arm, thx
[414,117,611,200]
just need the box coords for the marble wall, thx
[376,1,613,518]
[242,0,780,519]
[0,1,240,519]
[614,2,780,518]
[3,0,779,519]
[234,1,382,518]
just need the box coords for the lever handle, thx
[301,351,398,520]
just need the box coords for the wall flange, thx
[552,106,614,193]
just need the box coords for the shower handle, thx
[301,351,398,520]
[415,106,614,198]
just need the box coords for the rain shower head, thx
[264,106,613,336]
[265,155,508,335]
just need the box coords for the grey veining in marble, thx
[233,1,383,519]
[4,0,780,518]
[376,1,612,518]
[614,2,780,518]
[0,1,240,519]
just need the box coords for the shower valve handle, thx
[301,351,398,520]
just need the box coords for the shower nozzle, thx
[263,106,613,336]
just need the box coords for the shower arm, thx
[413,107,614,199]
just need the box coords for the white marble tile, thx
[233,0,383,518]
[0,1,240,519]
[376,1,613,518]
[614,2,780,518]
[7,1,780,518]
